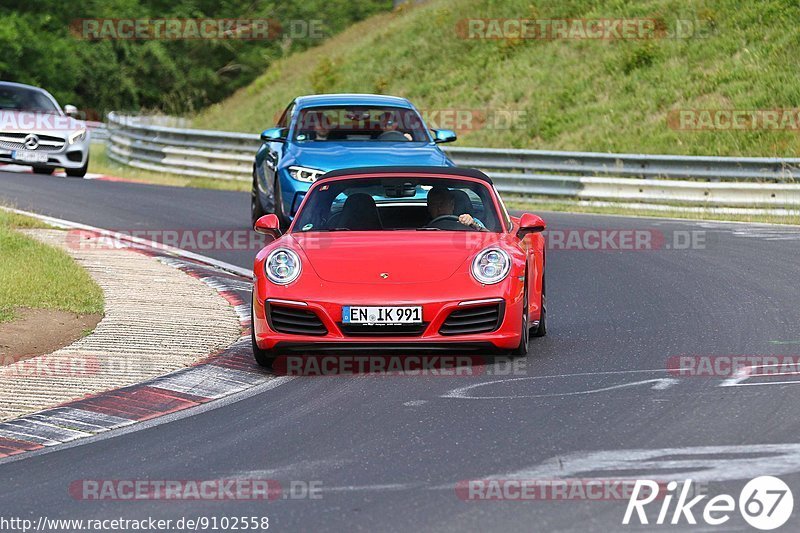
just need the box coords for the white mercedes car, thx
[0,81,90,177]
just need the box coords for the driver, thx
[426,187,486,231]
[312,119,331,141]
[378,111,412,141]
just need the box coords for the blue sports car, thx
[251,94,457,227]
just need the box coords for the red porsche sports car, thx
[251,166,547,366]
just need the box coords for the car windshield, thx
[0,85,60,114]
[292,176,503,233]
[293,106,430,142]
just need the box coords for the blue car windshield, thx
[292,177,503,233]
[293,106,430,142]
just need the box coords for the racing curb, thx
[0,209,276,460]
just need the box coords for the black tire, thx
[66,156,89,178]
[251,170,267,227]
[511,282,530,356]
[273,175,289,230]
[32,166,54,175]
[532,270,547,338]
[251,168,289,230]
[251,297,277,368]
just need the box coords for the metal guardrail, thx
[87,121,109,143]
[107,113,800,207]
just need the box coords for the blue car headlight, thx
[288,166,323,182]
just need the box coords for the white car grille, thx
[0,132,66,152]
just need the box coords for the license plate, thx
[12,150,48,163]
[342,306,422,325]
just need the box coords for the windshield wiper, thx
[416,227,443,231]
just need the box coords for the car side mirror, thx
[254,214,282,241]
[260,127,287,143]
[432,129,457,143]
[517,213,546,239]
[63,105,79,118]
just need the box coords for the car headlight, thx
[68,128,87,145]
[471,248,511,285]
[288,166,323,182]
[265,248,302,285]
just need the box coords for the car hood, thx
[289,231,500,284]
[283,141,451,171]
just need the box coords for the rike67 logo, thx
[624,476,793,530]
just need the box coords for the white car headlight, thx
[288,166,323,182]
[471,248,511,285]
[265,248,302,285]
[68,128,87,145]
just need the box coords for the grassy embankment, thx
[104,0,800,223]
[0,210,104,323]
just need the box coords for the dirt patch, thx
[0,308,102,365]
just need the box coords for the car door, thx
[256,100,295,214]
[263,100,294,186]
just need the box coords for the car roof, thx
[0,81,62,111]
[319,166,493,184]
[295,94,415,109]
[0,81,52,93]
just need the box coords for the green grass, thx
[0,210,53,230]
[505,196,800,226]
[89,144,248,192]
[0,210,104,323]
[193,0,800,157]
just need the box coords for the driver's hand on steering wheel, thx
[458,213,484,230]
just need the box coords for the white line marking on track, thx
[483,443,800,483]
[441,374,678,400]
[0,206,253,278]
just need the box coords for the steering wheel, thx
[426,215,471,231]
[429,215,460,225]
[377,130,408,141]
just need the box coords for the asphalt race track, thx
[2,169,800,531]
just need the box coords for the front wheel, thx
[511,285,530,356]
[251,297,276,368]
[65,156,89,178]
[251,171,266,227]
[272,175,289,230]
[532,272,547,338]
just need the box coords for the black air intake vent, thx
[269,305,327,336]
[439,304,502,336]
